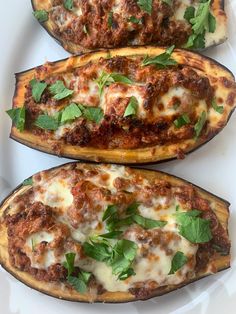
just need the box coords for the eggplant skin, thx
[31,0,227,54]
[0,162,231,303]
[10,46,236,164]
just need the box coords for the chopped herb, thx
[49,80,74,100]
[194,111,207,138]
[102,204,118,221]
[126,202,140,215]
[83,241,112,262]
[137,0,153,15]
[30,79,47,103]
[212,244,229,256]
[132,214,167,229]
[6,107,26,132]
[33,10,48,23]
[61,103,82,123]
[31,238,36,252]
[63,0,73,11]
[175,205,180,212]
[173,114,190,128]
[108,11,113,28]
[128,16,143,24]
[95,71,132,96]
[63,252,76,276]
[162,0,172,5]
[212,98,224,114]
[184,0,216,49]
[124,96,138,117]
[98,231,123,239]
[79,105,104,124]
[34,114,59,131]
[176,210,212,243]
[142,46,177,68]
[118,268,136,280]
[168,251,188,275]
[22,177,33,186]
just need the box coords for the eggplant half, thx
[31,0,227,54]
[9,47,236,164]
[0,163,230,302]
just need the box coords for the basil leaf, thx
[61,103,82,123]
[34,114,59,130]
[63,0,73,11]
[137,0,153,15]
[110,216,134,230]
[176,210,212,243]
[184,6,195,22]
[95,72,132,96]
[118,268,136,280]
[30,79,47,103]
[102,205,118,221]
[173,114,190,128]
[83,241,111,262]
[49,80,74,100]
[6,107,26,132]
[98,231,123,239]
[33,10,48,23]
[63,252,76,276]
[128,16,142,24]
[108,11,113,28]
[124,96,138,117]
[194,111,207,138]
[126,202,140,215]
[132,214,167,229]
[142,46,177,68]
[212,99,224,114]
[22,177,33,186]
[168,251,188,275]
[67,276,87,293]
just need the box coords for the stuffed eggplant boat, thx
[0,163,230,302]
[8,47,236,164]
[31,0,227,54]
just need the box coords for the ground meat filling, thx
[50,0,191,49]
[24,55,214,150]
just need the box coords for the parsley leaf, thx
[124,96,138,117]
[212,98,224,114]
[63,252,76,276]
[95,72,132,96]
[102,204,118,221]
[184,7,195,23]
[22,177,33,186]
[128,16,143,24]
[118,268,136,280]
[98,231,123,239]
[168,251,188,275]
[33,10,48,23]
[34,114,59,131]
[132,214,167,229]
[176,210,212,243]
[126,202,140,215]
[30,79,47,103]
[61,103,82,123]
[67,276,87,293]
[194,111,207,138]
[142,46,177,68]
[137,0,153,15]
[49,80,74,100]
[63,0,73,11]
[79,105,104,124]
[173,114,190,128]
[83,241,111,262]
[6,107,26,132]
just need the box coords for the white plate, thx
[0,1,236,313]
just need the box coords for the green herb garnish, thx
[137,0,153,15]
[30,79,47,103]
[108,11,113,28]
[61,103,82,123]
[173,114,190,128]
[34,114,59,131]
[194,111,207,138]
[6,107,26,132]
[78,104,104,124]
[142,46,177,68]
[212,98,224,114]
[63,0,73,11]
[22,177,33,186]
[95,72,132,96]
[33,10,48,23]
[124,96,138,117]
[49,80,74,100]
[128,16,143,24]
[168,251,188,275]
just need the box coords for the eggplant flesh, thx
[31,0,227,54]
[0,163,231,303]
[10,47,236,164]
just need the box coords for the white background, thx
[0,0,236,313]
